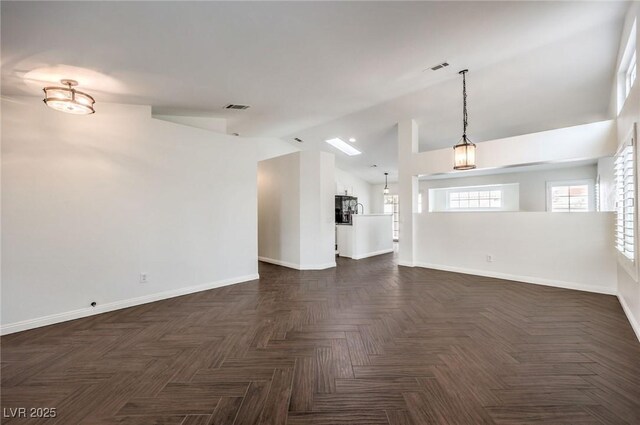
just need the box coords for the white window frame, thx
[626,50,637,98]
[615,124,638,280]
[546,179,595,213]
[428,183,518,213]
[618,19,636,113]
[447,188,503,211]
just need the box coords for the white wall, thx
[415,212,617,294]
[370,182,398,214]
[335,168,373,213]
[2,97,259,334]
[411,120,616,177]
[254,137,300,161]
[397,108,618,312]
[257,153,301,267]
[299,152,336,268]
[597,157,616,212]
[337,214,394,259]
[615,2,640,341]
[153,114,228,134]
[258,151,336,270]
[149,115,301,162]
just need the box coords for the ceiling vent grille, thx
[224,104,250,110]
[430,62,449,71]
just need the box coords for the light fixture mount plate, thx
[60,79,78,87]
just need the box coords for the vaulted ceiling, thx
[1,1,629,183]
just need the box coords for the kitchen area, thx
[335,195,394,260]
[258,152,393,270]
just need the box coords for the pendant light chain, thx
[462,70,468,139]
[383,172,389,194]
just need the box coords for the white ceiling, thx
[1,1,629,183]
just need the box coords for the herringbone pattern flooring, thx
[2,253,640,424]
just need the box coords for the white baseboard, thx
[302,262,337,270]
[618,294,640,342]
[397,260,415,267]
[258,256,336,270]
[0,273,260,336]
[350,248,394,260]
[412,262,617,296]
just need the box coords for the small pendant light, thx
[453,70,476,170]
[43,79,95,115]
[383,172,390,194]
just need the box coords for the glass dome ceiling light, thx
[43,79,95,115]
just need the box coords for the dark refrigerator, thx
[335,195,358,225]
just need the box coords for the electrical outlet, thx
[140,273,149,283]
[486,255,493,263]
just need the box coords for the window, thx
[618,19,636,112]
[384,194,399,241]
[449,189,502,209]
[627,51,637,98]
[546,180,594,212]
[615,138,635,262]
[428,183,518,212]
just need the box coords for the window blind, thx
[615,142,635,261]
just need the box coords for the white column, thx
[398,119,419,266]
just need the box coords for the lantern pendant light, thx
[383,172,390,194]
[43,79,95,115]
[453,70,476,170]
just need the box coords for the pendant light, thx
[383,172,390,194]
[453,69,476,170]
[43,79,95,115]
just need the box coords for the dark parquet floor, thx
[2,253,640,424]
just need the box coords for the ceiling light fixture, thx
[383,172,390,194]
[453,69,476,170]
[325,138,361,156]
[348,137,356,142]
[43,79,95,115]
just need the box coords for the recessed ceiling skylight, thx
[325,138,362,156]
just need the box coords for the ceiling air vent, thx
[224,104,250,110]
[430,62,449,71]
[294,137,303,143]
